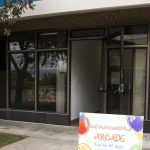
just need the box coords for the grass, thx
[0,133,26,148]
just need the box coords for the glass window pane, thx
[9,53,35,110]
[108,28,122,46]
[111,72,120,84]
[9,32,35,51]
[133,49,146,116]
[38,51,67,113]
[71,28,106,38]
[122,49,133,115]
[124,25,148,45]
[38,31,68,49]
[109,49,120,67]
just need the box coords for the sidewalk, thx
[0,120,78,150]
[0,120,149,150]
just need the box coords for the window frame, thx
[7,30,69,114]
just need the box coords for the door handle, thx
[113,84,124,94]
[113,87,121,94]
[120,83,124,93]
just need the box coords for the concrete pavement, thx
[0,120,149,150]
[0,120,78,150]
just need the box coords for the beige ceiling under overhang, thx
[1,6,150,32]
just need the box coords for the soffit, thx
[1,6,150,32]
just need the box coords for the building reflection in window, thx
[124,25,148,45]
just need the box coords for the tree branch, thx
[10,54,19,72]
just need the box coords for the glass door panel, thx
[133,49,146,116]
[107,48,147,115]
[121,49,133,114]
[107,49,121,114]
[107,48,133,114]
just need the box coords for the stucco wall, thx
[22,0,150,18]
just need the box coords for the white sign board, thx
[78,113,144,150]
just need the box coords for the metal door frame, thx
[106,46,148,115]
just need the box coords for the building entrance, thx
[107,48,147,116]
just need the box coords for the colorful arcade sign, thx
[78,113,144,150]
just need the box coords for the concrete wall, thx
[71,40,102,120]
[22,0,150,18]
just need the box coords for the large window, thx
[71,28,106,38]
[108,25,148,46]
[9,32,35,51]
[124,25,148,45]
[38,31,68,49]
[38,51,67,113]
[9,53,35,110]
[8,31,68,113]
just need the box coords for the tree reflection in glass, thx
[10,53,35,110]
[38,51,67,113]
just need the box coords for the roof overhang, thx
[1,5,150,32]
[21,0,150,19]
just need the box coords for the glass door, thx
[107,48,146,115]
[132,48,146,116]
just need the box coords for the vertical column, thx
[120,29,124,113]
[68,30,71,120]
[34,32,38,111]
[6,37,9,109]
[34,51,37,111]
